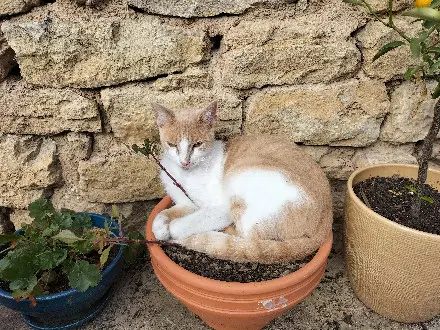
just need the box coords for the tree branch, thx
[411,98,440,218]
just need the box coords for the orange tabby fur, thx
[153,102,333,264]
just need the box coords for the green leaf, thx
[100,246,112,267]
[421,196,435,203]
[423,20,437,29]
[67,260,101,292]
[52,230,84,244]
[28,198,54,220]
[54,211,75,229]
[111,205,119,220]
[373,41,405,62]
[0,258,10,272]
[418,30,429,42]
[42,224,59,237]
[404,66,421,80]
[104,220,110,235]
[429,60,440,74]
[342,0,362,4]
[432,82,440,98]
[0,233,23,244]
[428,46,440,54]
[405,185,417,193]
[430,0,440,8]
[28,198,54,230]
[0,240,45,281]
[410,38,421,57]
[36,247,67,270]
[71,213,92,230]
[9,275,37,296]
[403,8,440,23]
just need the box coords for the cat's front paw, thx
[152,213,171,240]
[169,220,192,240]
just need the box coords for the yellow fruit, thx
[415,0,433,8]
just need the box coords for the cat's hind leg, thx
[152,204,196,240]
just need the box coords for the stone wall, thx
[0,0,438,230]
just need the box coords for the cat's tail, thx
[176,212,332,264]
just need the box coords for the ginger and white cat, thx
[152,102,333,264]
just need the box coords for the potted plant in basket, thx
[0,198,146,329]
[343,0,440,323]
[133,139,333,330]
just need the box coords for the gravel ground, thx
[1,223,439,330]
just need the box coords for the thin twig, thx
[361,0,410,42]
[411,98,440,218]
[360,188,372,209]
[150,153,196,205]
[95,237,180,247]
[133,141,197,206]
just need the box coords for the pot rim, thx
[0,213,124,301]
[146,196,333,295]
[347,163,440,240]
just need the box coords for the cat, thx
[151,102,333,264]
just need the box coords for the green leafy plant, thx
[0,198,159,302]
[344,0,440,218]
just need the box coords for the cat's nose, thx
[181,161,190,167]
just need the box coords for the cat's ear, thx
[199,101,217,126]
[152,103,174,127]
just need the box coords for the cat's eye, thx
[193,141,203,148]
[167,142,177,148]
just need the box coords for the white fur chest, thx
[160,142,227,208]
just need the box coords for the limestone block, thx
[329,179,347,222]
[0,77,101,134]
[1,18,209,88]
[53,133,92,184]
[433,140,440,160]
[245,79,389,146]
[127,0,271,18]
[368,0,412,12]
[0,0,40,17]
[101,71,242,145]
[428,161,440,170]
[0,135,61,208]
[0,28,15,81]
[78,134,165,203]
[50,133,105,212]
[352,142,417,168]
[380,81,438,143]
[299,146,330,163]
[319,148,356,180]
[357,17,419,81]
[51,185,106,214]
[10,209,33,229]
[221,17,361,89]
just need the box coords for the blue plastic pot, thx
[0,213,124,330]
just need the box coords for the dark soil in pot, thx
[353,175,440,235]
[162,245,314,282]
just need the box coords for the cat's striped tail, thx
[176,212,332,264]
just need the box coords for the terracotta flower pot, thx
[344,164,440,323]
[146,196,333,330]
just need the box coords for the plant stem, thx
[361,0,411,43]
[95,237,180,246]
[411,98,440,218]
[0,246,13,253]
[150,153,196,205]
